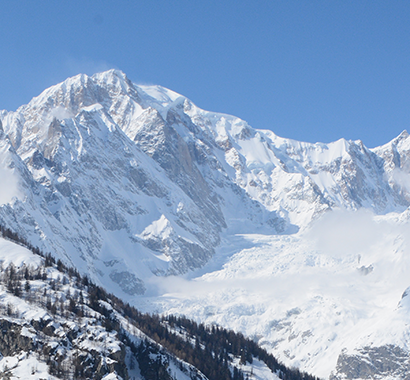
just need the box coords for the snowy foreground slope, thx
[0,232,297,380]
[1,70,410,378]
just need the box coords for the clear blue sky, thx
[1,1,409,147]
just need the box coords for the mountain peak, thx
[91,68,128,82]
[383,129,410,148]
[396,129,409,141]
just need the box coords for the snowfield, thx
[146,210,410,378]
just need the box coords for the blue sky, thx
[1,1,409,147]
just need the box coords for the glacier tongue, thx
[1,69,410,378]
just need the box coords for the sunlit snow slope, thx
[150,209,410,379]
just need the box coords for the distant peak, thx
[110,68,127,78]
[92,69,128,82]
[91,69,137,95]
[391,130,409,145]
[67,72,91,84]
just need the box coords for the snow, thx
[81,103,103,113]
[231,357,280,380]
[0,239,42,269]
[0,353,58,380]
[145,209,410,378]
[20,326,36,338]
[138,84,182,105]
[140,214,174,240]
[238,138,278,171]
[0,139,21,205]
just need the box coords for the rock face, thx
[330,345,410,380]
[0,320,33,356]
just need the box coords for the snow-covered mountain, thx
[0,70,287,291]
[1,69,410,379]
